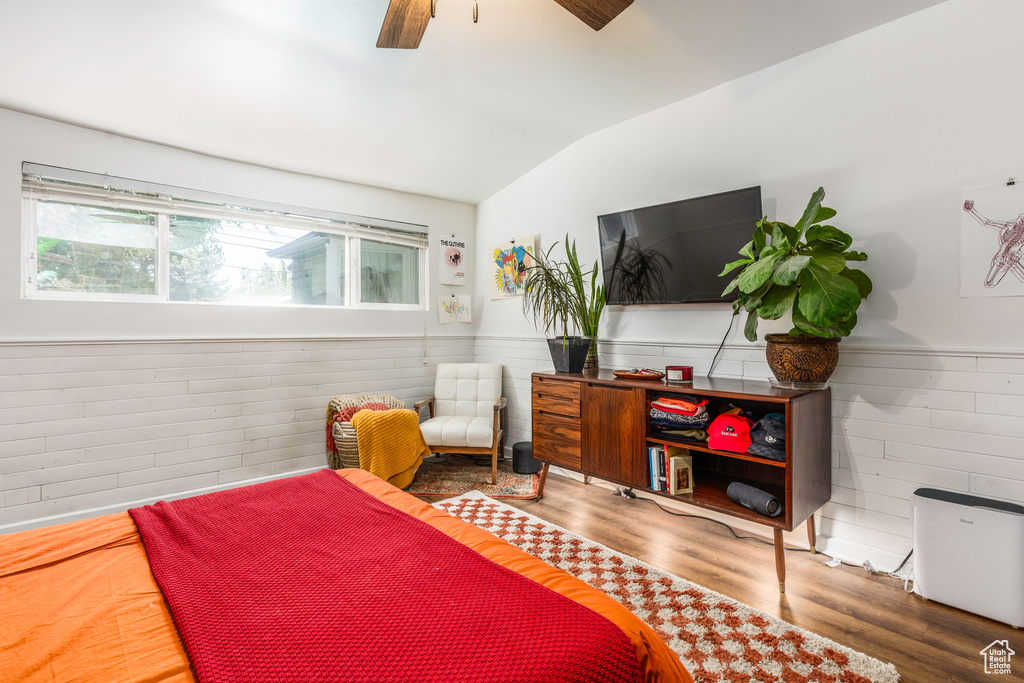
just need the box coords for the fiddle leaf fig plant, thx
[720,187,872,342]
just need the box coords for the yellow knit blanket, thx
[350,409,430,489]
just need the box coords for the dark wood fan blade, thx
[377,0,434,49]
[551,0,633,31]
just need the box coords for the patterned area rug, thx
[435,491,900,683]
[406,455,539,499]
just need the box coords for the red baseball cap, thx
[708,414,754,453]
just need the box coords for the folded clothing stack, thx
[650,395,710,432]
[651,396,707,415]
[654,427,709,442]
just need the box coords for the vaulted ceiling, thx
[0,0,943,204]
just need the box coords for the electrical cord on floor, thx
[887,549,914,592]
[707,314,736,377]
[619,487,810,554]
[621,487,917,579]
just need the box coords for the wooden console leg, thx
[774,529,786,594]
[537,463,550,499]
[807,515,817,554]
[583,474,590,485]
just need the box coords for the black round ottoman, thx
[512,441,542,475]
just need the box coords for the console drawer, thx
[532,395,580,418]
[532,376,581,401]
[532,437,582,469]
[532,405,582,469]
[532,412,582,443]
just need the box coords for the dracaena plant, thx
[720,187,872,342]
[522,236,605,340]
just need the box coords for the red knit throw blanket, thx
[130,470,643,683]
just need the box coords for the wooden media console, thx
[531,370,832,592]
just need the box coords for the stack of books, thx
[647,445,694,495]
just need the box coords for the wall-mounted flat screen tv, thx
[597,186,762,305]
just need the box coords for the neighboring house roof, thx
[266,233,330,260]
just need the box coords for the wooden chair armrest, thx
[493,397,507,433]
[414,396,435,418]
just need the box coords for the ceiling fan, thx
[377,0,634,49]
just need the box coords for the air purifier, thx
[912,488,1024,628]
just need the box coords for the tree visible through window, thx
[168,216,229,302]
[36,201,157,295]
[169,217,306,305]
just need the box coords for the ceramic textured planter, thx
[547,336,592,373]
[765,334,840,386]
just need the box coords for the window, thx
[36,201,157,296]
[22,164,427,309]
[168,217,333,306]
[360,240,420,306]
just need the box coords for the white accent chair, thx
[415,363,506,484]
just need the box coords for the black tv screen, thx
[597,186,762,305]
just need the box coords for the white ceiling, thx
[0,0,943,204]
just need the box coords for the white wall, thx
[0,336,475,534]
[0,107,476,341]
[6,0,1024,571]
[0,109,479,531]
[474,0,1024,567]
[475,0,1024,351]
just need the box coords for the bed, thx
[0,468,691,683]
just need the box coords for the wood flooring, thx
[473,474,1021,683]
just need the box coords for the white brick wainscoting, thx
[475,336,1024,571]
[0,336,474,534]
[4,333,1022,571]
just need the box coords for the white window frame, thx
[21,165,429,311]
[23,196,164,303]
[350,237,428,311]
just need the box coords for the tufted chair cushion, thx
[419,415,496,448]
[420,363,502,448]
[433,363,502,418]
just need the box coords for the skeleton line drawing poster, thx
[961,182,1024,298]
[490,238,534,300]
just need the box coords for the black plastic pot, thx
[546,336,592,373]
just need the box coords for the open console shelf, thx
[531,369,831,592]
[664,471,788,529]
[647,436,788,468]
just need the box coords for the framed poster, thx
[439,236,467,285]
[490,238,534,300]
[961,182,1024,297]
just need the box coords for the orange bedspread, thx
[0,469,691,683]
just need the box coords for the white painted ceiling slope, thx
[0,0,943,204]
